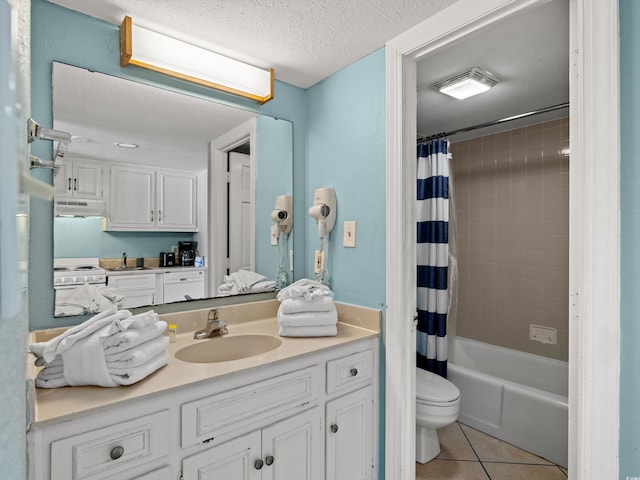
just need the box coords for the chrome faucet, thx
[194,309,228,339]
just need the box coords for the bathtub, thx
[448,336,568,468]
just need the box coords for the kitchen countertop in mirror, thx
[27,301,380,427]
[105,266,207,276]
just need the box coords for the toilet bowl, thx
[416,368,461,464]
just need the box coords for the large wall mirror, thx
[52,63,293,317]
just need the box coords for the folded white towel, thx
[109,350,169,386]
[217,270,276,296]
[276,279,334,302]
[105,336,169,369]
[277,308,338,328]
[30,307,131,363]
[102,320,167,354]
[62,323,118,387]
[278,295,335,315]
[54,284,124,317]
[35,349,169,388]
[278,324,338,337]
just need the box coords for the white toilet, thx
[415,368,461,463]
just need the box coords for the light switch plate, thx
[343,221,356,247]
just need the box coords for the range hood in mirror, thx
[55,199,106,217]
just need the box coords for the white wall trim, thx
[209,117,257,295]
[384,0,620,478]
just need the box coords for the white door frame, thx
[385,1,620,479]
[209,118,257,295]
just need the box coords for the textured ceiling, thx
[47,0,458,88]
[417,0,569,140]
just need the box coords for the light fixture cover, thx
[120,16,274,104]
[431,67,498,100]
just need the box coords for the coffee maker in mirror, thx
[179,241,197,266]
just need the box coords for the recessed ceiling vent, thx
[430,67,499,100]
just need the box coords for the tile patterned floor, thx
[416,423,568,480]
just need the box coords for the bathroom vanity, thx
[27,301,379,480]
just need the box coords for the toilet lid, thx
[416,368,460,403]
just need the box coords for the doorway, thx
[385,1,620,479]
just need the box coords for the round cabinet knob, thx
[265,455,274,466]
[255,459,264,470]
[110,445,124,460]
[330,424,339,434]
[350,368,358,377]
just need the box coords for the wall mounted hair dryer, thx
[271,195,293,234]
[308,188,336,239]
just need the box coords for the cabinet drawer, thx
[326,349,373,395]
[181,365,319,448]
[50,410,170,480]
[107,274,157,290]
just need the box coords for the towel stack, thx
[217,269,276,297]
[30,306,169,388]
[276,279,338,337]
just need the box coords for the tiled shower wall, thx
[450,117,569,361]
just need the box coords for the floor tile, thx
[483,462,568,480]
[416,459,489,480]
[436,423,478,461]
[459,423,553,464]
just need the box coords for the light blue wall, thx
[305,49,386,309]
[619,1,640,477]
[54,217,194,258]
[30,0,306,329]
[305,49,387,478]
[255,116,293,282]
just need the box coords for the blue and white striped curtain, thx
[416,139,451,378]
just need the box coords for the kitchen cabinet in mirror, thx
[52,62,293,317]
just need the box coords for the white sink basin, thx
[175,334,282,363]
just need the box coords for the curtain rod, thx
[417,102,569,143]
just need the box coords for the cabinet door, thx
[261,408,321,480]
[182,430,262,480]
[326,386,373,480]
[157,170,197,231]
[108,166,155,229]
[54,162,73,197]
[73,161,102,199]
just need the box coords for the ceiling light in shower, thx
[431,67,499,100]
[115,142,138,149]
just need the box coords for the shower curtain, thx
[416,139,452,378]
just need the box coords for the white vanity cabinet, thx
[107,273,160,308]
[106,165,197,232]
[182,409,321,480]
[54,160,103,200]
[28,335,378,480]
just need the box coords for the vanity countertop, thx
[105,265,207,276]
[28,300,379,427]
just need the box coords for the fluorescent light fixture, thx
[120,16,274,104]
[431,67,499,100]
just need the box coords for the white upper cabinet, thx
[156,169,197,230]
[54,161,103,200]
[106,165,197,232]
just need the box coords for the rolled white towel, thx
[278,295,335,315]
[277,308,338,328]
[278,324,338,337]
[276,279,334,302]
